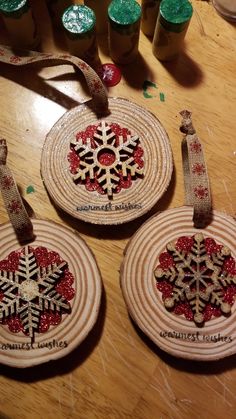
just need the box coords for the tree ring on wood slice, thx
[120,206,236,361]
[0,219,102,368]
[41,97,173,224]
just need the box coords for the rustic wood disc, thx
[0,219,102,368]
[120,206,236,361]
[41,97,173,224]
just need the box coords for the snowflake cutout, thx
[68,121,144,198]
[154,233,236,325]
[0,246,74,341]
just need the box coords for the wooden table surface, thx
[0,1,236,418]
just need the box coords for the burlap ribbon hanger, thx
[0,44,108,115]
[0,139,34,241]
[180,110,212,228]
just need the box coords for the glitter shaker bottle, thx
[62,5,100,67]
[108,0,141,65]
[0,0,40,49]
[152,0,193,61]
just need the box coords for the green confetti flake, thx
[159,92,165,102]
[142,80,157,99]
[26,185,35,194]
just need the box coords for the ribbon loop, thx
[180,110,212,228]
[0,140,34,242]
[0,44,109,116]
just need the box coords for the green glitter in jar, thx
[108,0,141,26]
[0,0,29,17]
[62,5,95,34]
[160,0,193,31]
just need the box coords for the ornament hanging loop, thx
[0,44,109,116]
[180,110,212,228]
[0,139,34,242]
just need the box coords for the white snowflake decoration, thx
[0,246,70,341]
[70,121,144,198]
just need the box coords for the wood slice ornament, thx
[41,98,173,224]
[0,45,173,224]
[0,140,102,368]
[120,111,236,361]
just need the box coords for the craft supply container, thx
[0,0,40,49]
[84,0,111,34]
[152,0,193,61]
[46,0,73,28]
[108,0,141,65]
[141,0,161,37]
[62,4,100,67]
[212,0,236,21]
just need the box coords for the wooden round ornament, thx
[0,141,102,368]
[120,111,236,361]
[0,45,173,225]
[41,97,173,224]
[120,206,236,361]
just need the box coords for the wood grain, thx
[121,206,236,361]
[0,219,102,368]
[41,97,173,224]
[0,0,236,418]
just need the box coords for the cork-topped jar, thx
[108,0,141,64]
[152,0,193,61]
[62,5,100,67]
[0,0,40,48]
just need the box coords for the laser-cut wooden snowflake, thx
[154,233,236,325]
[70,121,144,198]
[0,246,71,341]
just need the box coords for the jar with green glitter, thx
[0,0,40,48]
[62,5,100,67]
[108,0,141,65]
[152,0,193,61]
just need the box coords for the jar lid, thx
[108,0,141,26]
[0,0,29,16]
[62,5,95,34]
[160,0,193,32]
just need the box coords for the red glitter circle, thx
[98,150,116,166]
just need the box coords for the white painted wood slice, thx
[0,219,102,368]
[120,206,236,361]
[41,97,173,224]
